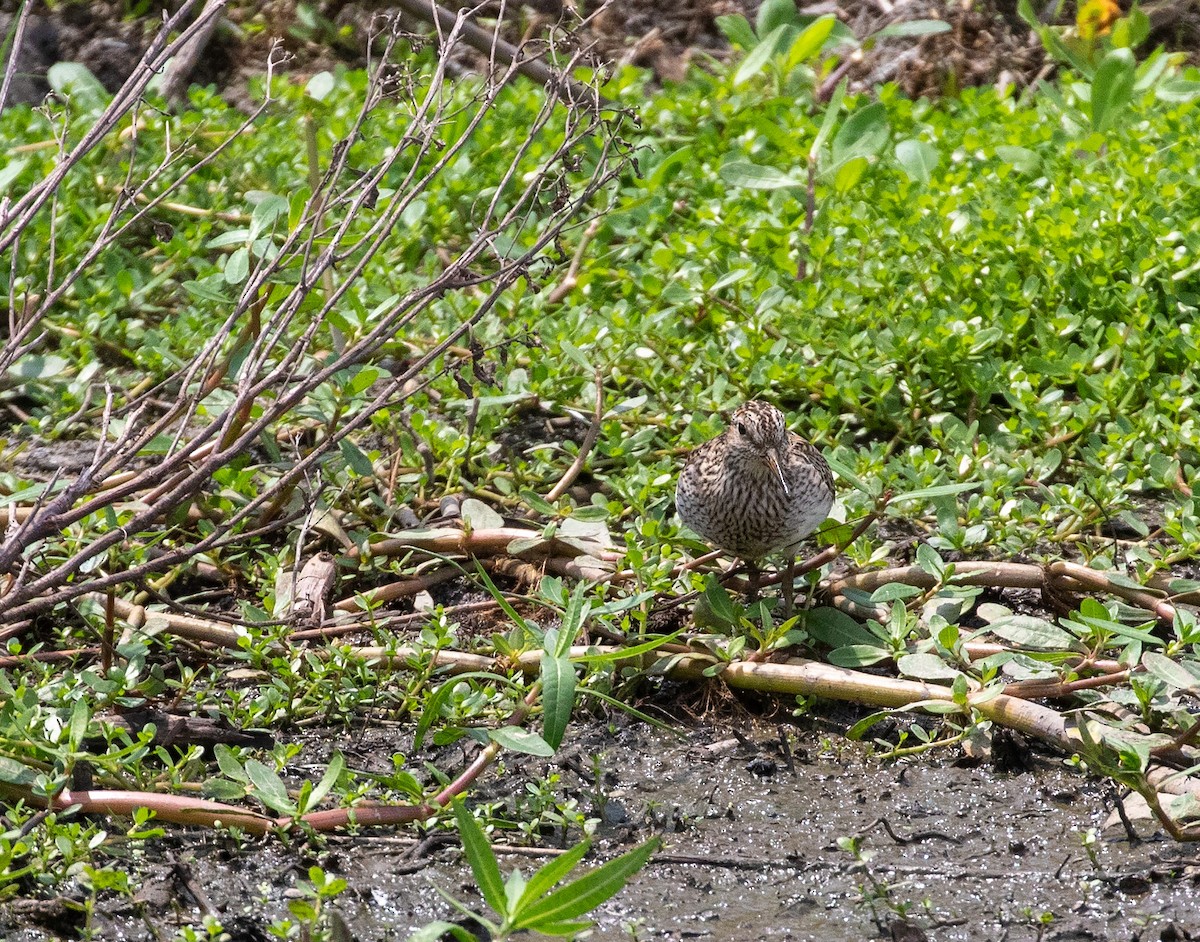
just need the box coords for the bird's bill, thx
[766,449,790,497]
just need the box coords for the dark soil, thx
[5,0,1200,113]
[3,715,1200,941]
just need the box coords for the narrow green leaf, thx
[453,800,507,916]
[559,583,590,653]
[404,921,479,942]
[574,627,685,664]
[540,649,576,750]
[473,559,532,631]
[892,481,980,502]
[1156,77,1200,102]
[308,751,345,809]
[786,14,837,64]
[514,837,660,930]
[68,698,89,751]
[521,489,558,515]
[517,840,592,911]
[812,79,847,160]
[1091,48,1136,131]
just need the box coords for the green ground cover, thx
[2,9,1200,937]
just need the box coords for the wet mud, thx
[4,713,1199,942]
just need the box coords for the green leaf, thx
[559,584,590,653]
[305,71,335,101]
[896,653,961,682]
[452,800,507,916]
[719,160,804,190]
[831,102,889,168]
[308,751,345,809]
[915,542,945,579]
[404,921,480,942]
[413,671,522,750]
[67,697,89,751]
[339,438,375,475]
[575,627,685,664]
[806,607,881,648]
[702,578,739,629]
[249,193,288,237]
[869,582,923,602]
[521,489,558,515]
[812,79,846,160]
[832,155,869,193]
[1091,48,1136,132]
[540,647,576,750]
[224,246,250,285]
[891,481,980,502]
[715,14,757,49]
[245,758,296,815]
[1016,0,1039,29]
[517,839,592,911]
[214,743,249,783]
[489,726,556,757]
[786,15,837,65]
[827,644,892,667]
[7,354,69,380]
[461,498,505,530]
[734,24,793,85]
[513,838,660,930]
[894,138,938,185]
[984,614,1077,650]
[0,756,39,788]
[995,145,1041,174]
[1156,77,1200,102]
[846,710,894,741]
[756,0,800,38]
[1141,652,1200,693]
[0,156,28,195]
[47,62,109,111]
[874,19,951,38]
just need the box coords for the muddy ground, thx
[3,712,1200,942]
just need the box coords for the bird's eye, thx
[736,422,748,435]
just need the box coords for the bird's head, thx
[728,401,791,495]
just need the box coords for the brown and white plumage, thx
[675,401,834,559]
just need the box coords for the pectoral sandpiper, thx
[676,400,834,608]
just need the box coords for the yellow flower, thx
[1077,0,1122,40]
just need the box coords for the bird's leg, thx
[745,559,760,603]
[781,555,796,620]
